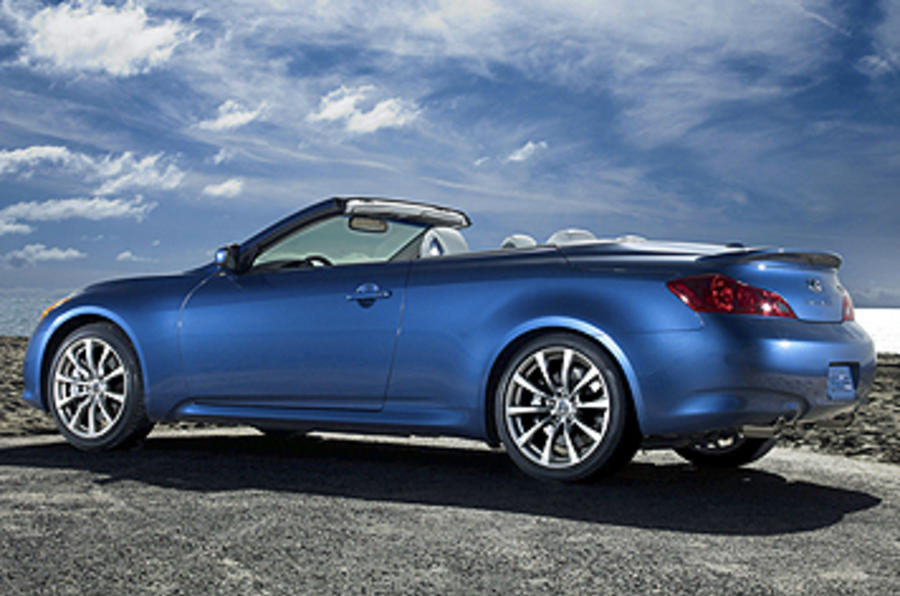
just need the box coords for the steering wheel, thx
[305,255,333,268]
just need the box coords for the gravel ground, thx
[0,431,897,595]
[2,336,898,463]
[2,336,898,595]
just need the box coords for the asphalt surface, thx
[0,429,897,595]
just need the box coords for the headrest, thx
[419,227,469,258]
[501,234,538,249]
[546,229,597,245]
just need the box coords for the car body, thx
[22,197,876,481]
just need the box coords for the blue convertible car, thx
[22,197,875,481]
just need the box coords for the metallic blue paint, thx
[23,198,876,446]
[179,260,411,411]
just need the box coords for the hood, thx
[81,264,215,298]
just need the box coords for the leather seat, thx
[546,229,597,245]
[501,234,538,249]
[419,227,469,257]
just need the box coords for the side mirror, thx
[215,244,240,271]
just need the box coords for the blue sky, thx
[0,0,898,305]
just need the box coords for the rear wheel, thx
[674,433,776,468]
[494,333,639,482]
[47,323,153,450]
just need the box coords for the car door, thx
[179,214,422,411]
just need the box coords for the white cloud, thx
[15,0,193,76]
[722,191,749,205]
[0,197,156,236]
[347,98,419,133]
[473,156,490,167]
[0,145,92,175]
[202,178,244,198]
[506,140,548,162]
[116,250,155,263]
[0,196,156,223]
[308,85,419,134]
[211,148,233,165]
[861,1,900,78]
[417,0,502,34]
[197,100,267,131]
[3,244,86,267]
[94,152,185,195]
[857,54,894,78]
[247,0,844,148]
[785,1,850,37]
[308,86,374,122]
[0,220,33,236]
[0,145,184,195]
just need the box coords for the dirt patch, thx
[2,336,897,463]
[0,337,55,437]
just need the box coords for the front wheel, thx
[674,433,776,468]
[47,323,153,450]
[494,333,639,482]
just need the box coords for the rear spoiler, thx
[698,248,842,269]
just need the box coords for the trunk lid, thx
[559,241,846,323]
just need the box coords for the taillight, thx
[841,290,855,322]
[667,274,796,318]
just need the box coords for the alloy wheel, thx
[503,345,611,469]
[52,337,127,439]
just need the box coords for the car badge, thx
[807,278,823,293]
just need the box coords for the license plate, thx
[827,365,856,400]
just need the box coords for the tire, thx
[674,433,776,468]
[47,322,153,451]
[494,333,639,482]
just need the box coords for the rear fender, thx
[483,316,646,433]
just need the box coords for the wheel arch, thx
[38,308,148,410]
[482,317,645,446]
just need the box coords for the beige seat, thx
[419,227,469,258]
[546,228,597,245]
[501,234,538,249]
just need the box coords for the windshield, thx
[253,215,424,269]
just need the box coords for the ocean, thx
[0,289,69,338]
[854,308,900,355]
[1,290,897,353]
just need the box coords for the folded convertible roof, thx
[340,197,471,229]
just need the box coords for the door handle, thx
[346,290,391,301]
[346,283,392,302]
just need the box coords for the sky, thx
[0,0,898,305]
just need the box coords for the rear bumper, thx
[623,317,876,436]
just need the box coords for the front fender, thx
[23,305,150,411]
